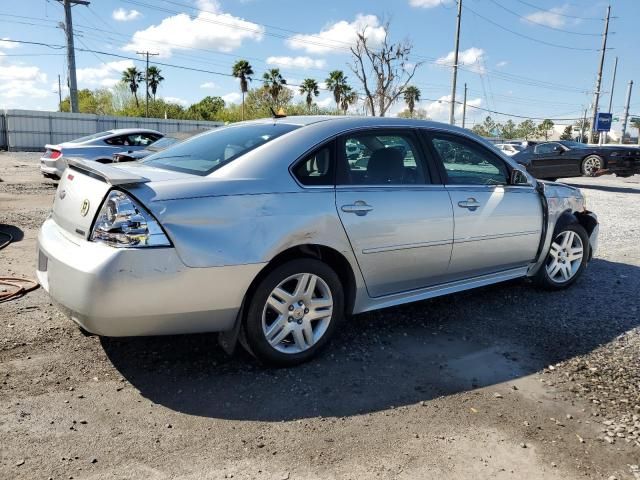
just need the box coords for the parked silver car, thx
[40,128,163,178]
[36,116,598,366]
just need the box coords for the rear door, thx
[426,131,543,280]
[335,129,454,297]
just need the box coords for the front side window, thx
[431,136,509,185]
[293,145,334,186]
[143,123,299,176]
[340,132,427,185]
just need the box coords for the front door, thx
[335,129,454,298]
[529,142,578,179]
[428,133,543,280]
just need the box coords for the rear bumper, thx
[36,218,265,337]
[40,156,63,177]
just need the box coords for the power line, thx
[487,0,601,36]
[462,3,600,51]
[513,0,604,21]
[3,38,586,122]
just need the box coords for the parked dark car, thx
[512,140,640,180]
[112,130,210,163]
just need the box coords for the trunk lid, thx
[51,159,192,240]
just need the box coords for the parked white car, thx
[495,143,524,156]
[40,128,163,178]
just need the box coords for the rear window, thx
[142,123,300,176]
[68,131,114,143]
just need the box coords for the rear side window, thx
[339,132,427,185]
[143,123,299,176]
[293,145,334,186]
[431,135,509,185]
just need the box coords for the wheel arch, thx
[246,244,358,317]
[552,210,596,261]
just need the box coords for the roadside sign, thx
[595,112,612,132]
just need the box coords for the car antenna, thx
[270,107,287,119]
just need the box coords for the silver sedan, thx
[36,116,599,366]
[40,128,163,178]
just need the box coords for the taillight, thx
[49,150,62,159]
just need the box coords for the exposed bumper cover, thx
[36,218,265,337]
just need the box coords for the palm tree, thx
[325,70,347,111]
[262,68,287,108]
[403,86,421,118]
[232,60,254,121]
[299,78,319,113]
[340,85,358,114]
[122,67,143,107]
[146,66,164,101]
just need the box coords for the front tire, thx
[534,223,590,290]
[244,259,344,366]
[582,155,603,177]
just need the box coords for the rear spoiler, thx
[66,157,150,186]
[45,144,62,151]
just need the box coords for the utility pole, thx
[57,74,63,110]
[620,80,633,144]
[137,51,160,117]
[588,5,611,144]
[57,0,89,113]
[449,0,462,125]
[580,107,588,143]
[604,55,618,144]
[462,83,468,129]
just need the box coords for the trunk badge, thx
[80,199,90,216]
[59,189,66,199]
[67,174,74,181]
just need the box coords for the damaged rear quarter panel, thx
[147,190,357,269]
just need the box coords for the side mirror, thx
[510,167,530,186]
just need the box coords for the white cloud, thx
[409,0,451,7]
[286,14,386,55]
[222,92,242,104]
[0,55,51,107]
[112,8,141,22]
[316,96,334,108]
[0,38,18,50]
[163,96,189,106]
[123,0,264,57]
[76,60,133,88]
[523,6,568,28]
[266,56,327,70]
[436,47,486,74]
[421,94,482,123]
[200,81,217,89]
[496,60,508,68]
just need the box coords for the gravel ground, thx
[1,152,639,480]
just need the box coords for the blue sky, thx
[1,0,638,130]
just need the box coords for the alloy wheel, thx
[545,230,584,283]
[583,156,602,176]
[261,273,333,354]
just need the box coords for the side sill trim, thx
[356,266,528,314]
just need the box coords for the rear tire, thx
[243,259,344,367]
[534,223,590,290]
[581,155,603,177]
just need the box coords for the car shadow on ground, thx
[0,224,25,243]
[560,182,640,195]
[102,258,639,422]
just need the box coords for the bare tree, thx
[349,22,422,117]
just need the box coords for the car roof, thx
[106,128,162,136]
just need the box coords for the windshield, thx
[68,131,114,143]
[142,123,300,175]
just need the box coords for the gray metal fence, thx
[0,109,223,151]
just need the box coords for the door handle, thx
[457,198,481,211]
[341,201,373,216]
